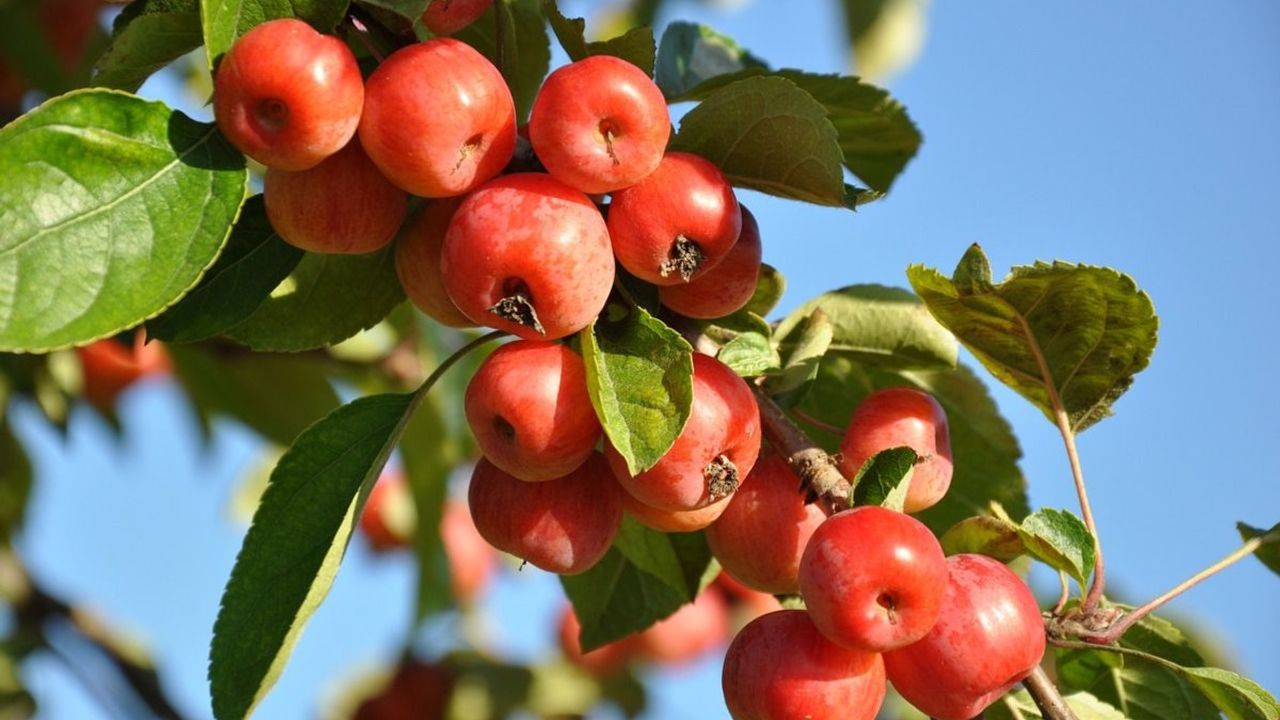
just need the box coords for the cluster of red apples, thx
[217,13,1045,720]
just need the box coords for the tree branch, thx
[752,386,850,514]
[1023,666,1079,720]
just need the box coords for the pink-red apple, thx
[394,199,475,328]
[660,205,763,319]
[838,387,953,513]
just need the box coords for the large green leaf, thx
[791,356,1028,534]
[716,331,778,378]
[168,345,339,446]
[453,0,551,122]
[543,0,656,76]
[908,244,1159,433]
[653,21,767,101]
[225,245,405,352]
[988,689,1126,720]
[560,521,711,651]
[201,0,350,67]
[94,0,204,92]
[1238,521,1280,577]
[209,392,418,720]
[581,307,693,476]
[148,196,303,343]
[670,75,848,208]
[775,284,958,371]
[0,90,247,352]
[938,508,1095,591]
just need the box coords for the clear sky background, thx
[9,0,1280,718]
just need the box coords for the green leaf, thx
[402,392,458,620]
[1238,521,1280,577]
[768,308,833,395]
[0,90,247,352]
[670,75,847,208]
[938,514,1026,561]
[209,392,418,720]
[716,331,779,378]
[355,0,425,24]
[454,0,551,122]
[543,0,656,76]
[201,0,350,67]
[560,524,711,651]
[850,446,916,511]
[225,245,405,352]
[1180,666,1280,720]
[653,21,767,100]
[742,263,786,318]
[908,244,1159,433]
[168,345,339,446]
[1018,508,1095,592]
[581,306,693,476]
[775,284,958,371]
[94,0,204,92]
[790,356,1028,534]
[148,196,303,343]
[988,689,1126,720]
[0,416,32,541]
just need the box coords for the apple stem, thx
[1023,666,1080,720]
[752,386,851,513]
[1052,570,1071,616]
[790,408,845,435]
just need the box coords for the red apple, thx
[264,138,407,254]
[636,590,730,664]
[722,610,886,720]
[607,353,760,511]
[607,152,741,285]
[441,173,615,340]
[358,472,414,552]
[467,453,622,575]
[394,199,475,328]
[838,387,953,513]
[659,205,763,319]
[359,38,516,197]
[705,453,826,594]
[622,491,729,533]
[558,605,642,678]
[464,340,601,482]
[421,0,492,35]
[799,506,947,652]
[884,554,1046,720]
[528,55,670,194]
[353,659,455,720]
[213,19,363,171]
[77,332,169,409]
[712,572,783,624]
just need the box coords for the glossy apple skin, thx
[213,19,363,171]
[394,199,474,328]
[353,660,455,720]
[359,39,516,197]
[637,590,730,664]
[607,353,760,511]
[838,387,953,513]
[77,333,169,409]
[528,55,670,194]
[607,152,742,285]
[884,554,1046,720]
[464,340,601,482]
[799,506,947,652]
[706,453,826,594]
[622,490,729,532]
[467,453,622,575]
[421,0,492,35]
[558,605,642,678]
[441,173,615,340]
[722,610,886,720]
[264,138,407,254]
[660,205,762,319]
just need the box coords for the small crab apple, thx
[558,605,642,678]
[705,453,826,594]
[358,473,415,553]
[838,387,953,513]
[467,453,622,575]
[659,205,763,319]
[421,0,492,35]
[622,491,729,533]
[441,173,615,340]
[637,590,730,664]
[213,19,363,171]
[712,572,783,624]
[884,554,1046,720]
[528,55,670,194]
[607,152,742,285]
[77,332,169,409]
[464,340,601,482]
[799,506,947,653]
[359,38,516,197]
[722,610,886,720]
[394,199,474,328]
[264,138,407,254]
[606,353,761,511]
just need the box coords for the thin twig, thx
[790,408,845,435]
[1023,666,1079,720]
[752,386,851,513]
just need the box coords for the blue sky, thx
[10,0,1279,717]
